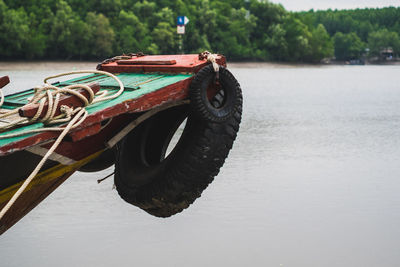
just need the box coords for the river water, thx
[1,62,400,267]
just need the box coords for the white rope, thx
[200,51,220,72]
[0,70,124,138]
[207,53,220,72]
[0,89,4,107]
[44,70,125,103]
[0,108,87,220]
[0,69,124,220]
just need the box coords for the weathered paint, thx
[0,171,75,235]
[0,150,105,234]
[0,151,102,204]
[0,73,192,154]
[0,55,221,234]
[117,59,177,65]
[0,76,10,89]
[99,54,226,73]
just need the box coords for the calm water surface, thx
[1,62,400,267]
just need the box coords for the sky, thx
[270,0,400,11]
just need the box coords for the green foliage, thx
[297,7,400,42]
[86,12,115,57]
[297,7,400,60]
[152,21,176,54]
[48,0,87,58]
[116,10,150,53]
[282,15,312,61]
[0,5,30,57]
[0,1,398,62]
[368,29,400,56]
[309,24,334,61]
[333,32,366,60]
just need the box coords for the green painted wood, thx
[2,89,35,106]
[0,73,192,147]
[3,73,167,108]
[58,73,165,90]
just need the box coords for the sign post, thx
[177,16,189,54]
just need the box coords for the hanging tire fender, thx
[114,105,242,217]
[114,65,243,217]
[189,64,242,123]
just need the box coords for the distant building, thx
[380,48,394,61]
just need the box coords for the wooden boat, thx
[0,53,242,235]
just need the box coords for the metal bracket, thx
[105,99,190,148]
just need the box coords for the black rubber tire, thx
[190,65,242,122]
[114,95,242,217]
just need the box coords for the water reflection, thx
[1,63,400,267]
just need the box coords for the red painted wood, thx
[100,54,226,73]
[0,76,10,89]
[42,114,135,161]
[19,82,100,118]
[117,59,177,65]
[0,53,230,234]
[68,123,101,142]
[0,78,192,156]
[0,116,138,234]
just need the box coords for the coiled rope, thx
[0,70,124,220]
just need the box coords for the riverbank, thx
[2,60,399,72]
[0,61,98,71]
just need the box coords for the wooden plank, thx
[58,73,164,90]
[68,123,101,142]
[0,76,10,89]
[117,59,177,65]
[99,54,226,73]
[18,82,100,119]
[0,74,192,155]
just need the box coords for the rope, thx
[199,51,220,72]
[0,70,124,138]
[0,89,4,107]
[0,70,124,220]
[44,70,125,103]
[0,108,86,220]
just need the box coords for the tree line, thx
[0,0,399,62]
[296,7,400,61]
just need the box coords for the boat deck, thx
[0,72,192,153]
[0,53,229,236]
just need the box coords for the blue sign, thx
[177,16,185,25]
[177,16,189,26]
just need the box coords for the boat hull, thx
[0,54,230,235]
